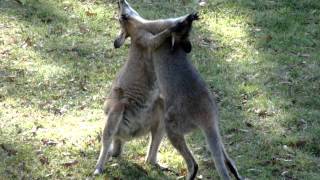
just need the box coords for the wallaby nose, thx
[118,0,139,17]
[119,0,129,9]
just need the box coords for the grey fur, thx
[132,13,243,180]
[94,0,190,175]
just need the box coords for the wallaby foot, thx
[93,167,103,175]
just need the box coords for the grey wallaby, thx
[151,14,242,180]
[94,0,193,175]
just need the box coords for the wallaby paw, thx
[93,168,103,176]
[187,12,199,21]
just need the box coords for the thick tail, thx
[222,146,243,180]
[204,127,231,180]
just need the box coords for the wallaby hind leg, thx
[145,121,164,165]
[223,148,242,180]
[165,110,198,180]
[166,128,198,180]
[145,97,165,165]
[202,125,231,180]
[94,100,126,175]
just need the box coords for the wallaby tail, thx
[204,127,231,180]
[203,118,243,180]
[222,146,243,180]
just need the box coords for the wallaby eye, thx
[121,14,129,21]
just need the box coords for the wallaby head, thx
[114,0,145,48]
[171,12,199,53]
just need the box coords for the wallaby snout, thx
[118,0,139,18]
[114,31,127,48]
[114,0,142,48]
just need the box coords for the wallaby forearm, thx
[143,15,188,33]
[136,29,171,50]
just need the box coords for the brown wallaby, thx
[118,11,243,180]
[94,0,192,175]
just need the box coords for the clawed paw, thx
[187,12,200,21]
[93,168,103,176]
[171,12,199,33]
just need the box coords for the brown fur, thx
[94,0,191,175]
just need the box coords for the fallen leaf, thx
[179,168,188,176]
[298,53,310,58]
[239,129,249,133]
[281,171,289,176]
[62,160,79,168]
[21,37,32,48]
[266,35,272,41]
[198,0,207,6]
[297,119,307,130]
[177,176,185,179]
[247,168,262,172]
[227,128,249,133]
[39,155,49,165]
[35,149,43,155]
[41,139,58,146]
[289,140,307,148]
[254,28,262,32]
[277,158,293,162]
[79,150,86,157]
[197,174,203,179]
[6,75,16,82]
[45,173,53,178]
[245,121,253,128]
[52,107,67,115]
[85,11,97,17]
[79,25,90,33]
[260,157,277,165]
[62,152,71,156]
[255,109,267,117]
[110,163,119,167]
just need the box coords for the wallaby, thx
[94,0,193,175]
[154,14,243,180]
[119,11,243,180]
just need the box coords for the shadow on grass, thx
[193,0,320,178]
[0,1,184,179]
[0,134,174,179]
[0,0,123,112]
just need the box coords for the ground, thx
[0,0,319,179]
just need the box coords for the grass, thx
[1,0,320,179]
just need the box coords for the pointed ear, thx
[171,35,176,51]
[114,31,127,48]
[181,39,192,53]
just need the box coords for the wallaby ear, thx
[114,31,127,48]
[171,37,192,53]
[182,39,192,53]
[171,35,176,51]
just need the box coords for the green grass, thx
[1,0,320,179]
